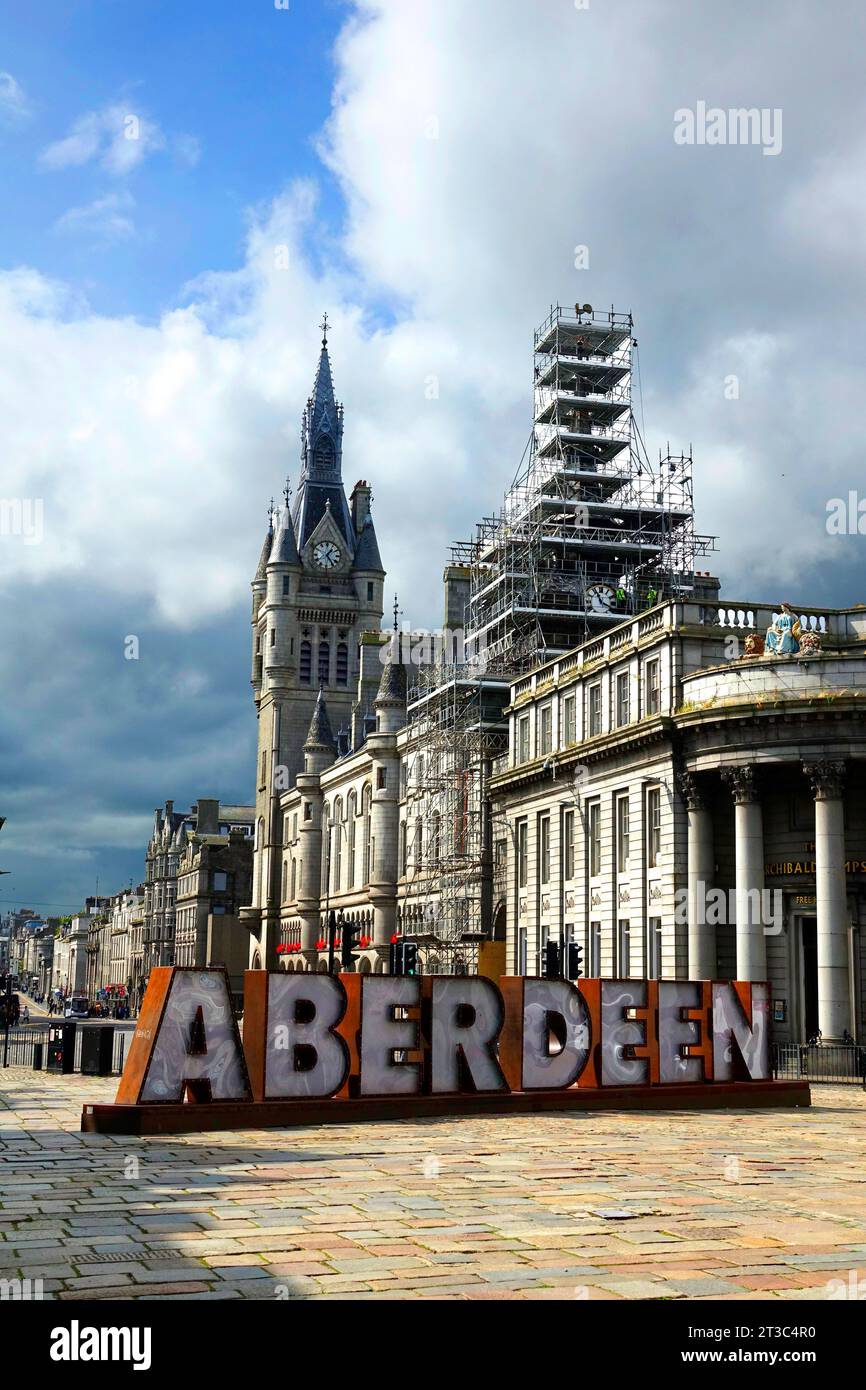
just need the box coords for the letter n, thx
[712,981,770,1080]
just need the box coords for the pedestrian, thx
[22,1006,29,1025]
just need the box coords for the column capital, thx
[721,764,759,805]
[677,769,707,811]
[803,759,846,801]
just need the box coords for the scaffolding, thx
[458,304,717,676]
[404,304,717,967]
[400,674,508,972]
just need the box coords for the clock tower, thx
[247,319,385,957]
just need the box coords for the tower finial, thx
[283,476,291,508]
[320,311,329,347]
[267,496,275,529]
[393,593,399,632]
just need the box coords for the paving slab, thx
[1,1070,864,1300]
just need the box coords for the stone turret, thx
[303,688,337,774]
[375,646,408,734]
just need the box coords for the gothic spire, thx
[293,319,353,550]
[269,504,300,566]
[302,324,342,478]
[254,508,275,583]
[304,686,337,751]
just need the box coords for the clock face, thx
[313,541,341,570]
[586,582,616,614]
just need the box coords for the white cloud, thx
[0,71,31,125]
[3,0,866,640]
[39,103,168,175]
[54,191,136,243]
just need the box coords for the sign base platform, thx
[81,1079,810,1135]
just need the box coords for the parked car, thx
[64,999,89,1020]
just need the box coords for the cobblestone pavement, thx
[1,1070,865,1301]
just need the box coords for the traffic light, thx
[543,939,560,980]
[389,937,403,975]
[402,942,418,976]
[340,919,360,971]
[389,938,419,976]
[565,941,583,981]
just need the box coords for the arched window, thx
[362,784,372,884]
[431,811,441,868]
[336,643,348,686]
[321,806,331,893]
[290,858,297,902]
[299,640,312,684]
[333,798,343,891]
[400,821,407,878]
[281,860,287,903]
[347,791,357,888]
[318,640,330,684]
[414,816,423,872]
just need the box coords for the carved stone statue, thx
[764,603,801,657]
[743,631,764,657]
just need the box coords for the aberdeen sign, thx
[81,968,809,1134]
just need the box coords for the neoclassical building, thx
[492,596,866,1044]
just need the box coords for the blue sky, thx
[1,0,347,318]
[2,0,866,915]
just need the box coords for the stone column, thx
[804,760,850,1040]
[721,765,766,982]
[367,746,400,957]
[679,771,715,979]
[296,776,324,968]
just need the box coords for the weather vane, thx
[320,312,329,346]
